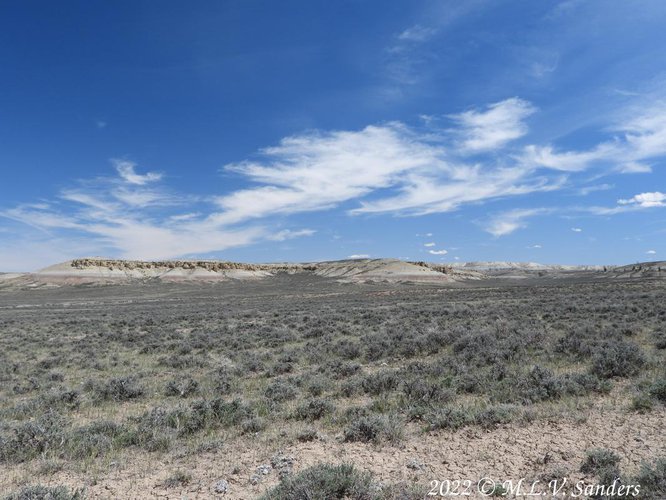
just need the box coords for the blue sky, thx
[1,0,666,271]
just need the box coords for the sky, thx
[1,0,666,271]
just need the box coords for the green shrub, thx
[474,404,517,429]
[401,379,454,405]
[580,449,621,475]
[361,370,400,396]
[240,416,266,434]
[260,463,373,500]
[1,411,68,463]
[164,378,199,398]
[65,421,129,460]
[425,406,473,431]
[89,377,144,402]
[3,485,84,500]
[294,399,335,421]
[630,393,654,413]
[590,341,646,379]
[265,379,298,402]
[343,415,404,444]
[649,379,666,403]
[633,458,666,499]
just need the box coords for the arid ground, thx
[0,267,665,498]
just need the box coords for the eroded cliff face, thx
[68,258,456,276]
[69,258,317,273]
[0,258,482,289]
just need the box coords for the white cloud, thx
[351,162,562,217]
[518,103,666,175]
[0,164,312,264]
[215,114,564,221]
[169,213,200,222]
[617,161,652,174]
[646,250,656,255]
[269,229,316,241]
[577,183,614,196]
[589,191,666,215]
[4,96,666,269]
[620,105,666,159]
[451,98,536,153]
[428,249,448,255]
[519,144,613,172]
[206,98,663,222]
[348,254,370,259]
[424,242,436,247]
[529,244,542,249]
[618,192,666,208]
[215,124,442,224]
[397,25,437,42]
[110,188,175,208]
[484,208,550,237]
[114,160,162,185]
[571,227,583,232]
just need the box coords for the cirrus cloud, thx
[2,96,666,270]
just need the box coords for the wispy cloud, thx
[590,191,666,215]
[348,254,370,259]
[571,227,583,232]
[519,144,613,172]
[518,102,666,174]
[269,229,316,241]
[577,183,614,196]
[2,96,665,269]
[424,242,436,247]
[483,208,550,237]
[397,25,437,42]
[0,161,312,263]
[450,97,536,153]
[215,98,563,220]
[114,160,162,185]
[215,123,440,223]
[428,249,448,255]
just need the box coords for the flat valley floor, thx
[0,275,665,498]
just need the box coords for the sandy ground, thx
[3,405,664,499]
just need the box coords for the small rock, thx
[249,474,261,485]
[257,464,272,475]
[271,451,296,478]
[406,458,426,471]
[212,479,229,494]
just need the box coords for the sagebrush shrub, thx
[90,377,144,402]
[580,449,621,474]
[294,398,335,421]
[590,341,646,379]
[260,463,373,500]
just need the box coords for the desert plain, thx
[0,258,664,499]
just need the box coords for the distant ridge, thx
[27,257,480,285]
[1,258,663,290]
[449,261,606,271]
